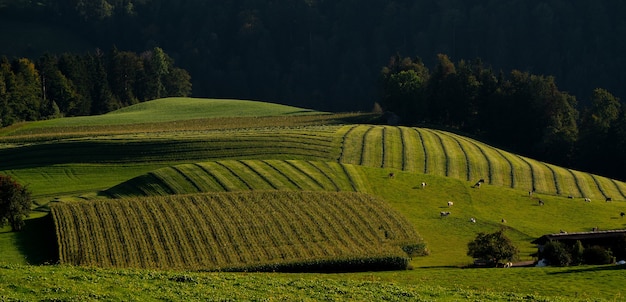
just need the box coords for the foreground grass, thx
[2,263,620,301]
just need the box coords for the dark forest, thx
[1,0,626,180]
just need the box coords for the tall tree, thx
[379,55,429,124]
[10,58,42,122]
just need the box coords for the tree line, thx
[0,47,191,126]
[380,54,626,181]
[3,1,626,113]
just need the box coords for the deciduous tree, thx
[0,175,32,232]
[467,229,518,265]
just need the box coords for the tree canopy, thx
[0,47,191,126]
[467,229,518,265]
[0,174,32,231]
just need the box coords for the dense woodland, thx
[0,48,191,125]
[1,0,626,179]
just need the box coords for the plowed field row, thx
[51,191,423,271]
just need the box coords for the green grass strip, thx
[414,128,446,176]
[198,162,249,191]
[282,160,327,190]
[568,170,601,199]
[339,125,369,166]
[337,125,359,162]
[219,161,274,191]
[399,127,424,173]
[431,130,469,181]
[444,133,491,185]
[547,164,581,198]
[382,127,404,171]
[411,128,429,174]
[360,126,383,168]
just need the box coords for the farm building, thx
[532,229,626,260]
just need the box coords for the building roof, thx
[531,229,626,245]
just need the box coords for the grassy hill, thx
[2,97,626,301]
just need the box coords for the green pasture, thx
[2,98,626,300]
[4,97,321,130]
[4,264,616,302]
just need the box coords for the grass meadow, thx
[2,97,626,301]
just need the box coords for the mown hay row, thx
[399,127,425,173]
[413,129,446,176]
[51,191,424,271]
[441,132,491,184]
[360,126,383,168]
[0,129,341,169]
[105,160,369,198]
[382,127,404,170]
[429,130,469,181]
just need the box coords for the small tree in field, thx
[467,229,518,266]
[0,175,32,231]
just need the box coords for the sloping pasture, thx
[105,160,369,198]
[0,129,340,170]
[338,125,626,200]
[51,191,423,271]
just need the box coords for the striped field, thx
[105,160,369,198]
[51,191,424,271]
[338,125,626,201]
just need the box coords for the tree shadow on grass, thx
[14,214,59,265]
[547,265,626,275]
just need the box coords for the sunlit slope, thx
[338,125,626,201]
[105,160,368,198]
[51,191,423,271]
[2,98,320,131]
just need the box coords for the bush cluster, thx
[540,240,616,266]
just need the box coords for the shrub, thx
[541,241,572,267]
[583,246,614,265]
[0,174,32,231]
[569,240,585,265]
[467,229,518,265]
[402,242,429,257]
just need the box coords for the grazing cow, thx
[592,227,599,232]
[568,195,574,199]
[440,211,450,217]
[472,179,485,188]
[584,198,591,202]
[606,197,613,202]
[504,262,513,268]
[621,212,625,218]
[447,201,454,207]
[421,182,427,188]
[469,217,476,223]
[501,218,507,223]
[388,172,395,178]
[538,199,545,206]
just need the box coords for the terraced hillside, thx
[51,191,424,271]
[338,125,626,201]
